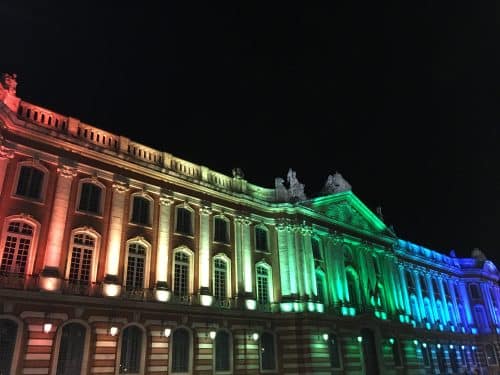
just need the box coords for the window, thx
[15,165,44,200]
[346,268,360,306]
[173,252,190,297]
[255,227,268,252]
[420,275,428,296]
[260,332,276,371]
[392,339,403,367]
[0,221,33,275]
[406,271,415,290]
[0,319,18,375]
[68,233,95,283]
[474,305,488,332]
[213,257,228,301]
[175,206,193,235]
[328,334,342,368]
[312,238,322,260]
[130,195,151,226]
[126,243,146,290]
[214,330,231,372]
[171,328,190,373]
[56,323,85,375]
[422,345,431,367]
[469,284,481,300]
[256,265,270,304]
[485,344,498,366]
[316,271,326,304]
[432,278,440,298]
[120,326,142,374]
[437,346,447,373]
[78,182,102,214]
[214,217,229,243]
[449,348,459,373]
[372,256,380,276]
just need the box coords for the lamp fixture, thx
[252,332,259,341]
[163,327,172,338]
[109,326,119,337]
[43,322,52,333]
[322,333,329,342]
[209,330,217,340]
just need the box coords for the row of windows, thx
[0,319,284,374]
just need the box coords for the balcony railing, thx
[0,272,39,290]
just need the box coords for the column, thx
[399,265,411,316]
[0,144,14,196]
[276,221,290,298]
[198,203,213,306]
[103,180,129,296]
[293,226,305,298]
[155,192,174,302]
[301,224,315,300]
[40,164,77,291]
[234,214,253,309]
[286,224,298,296]
[234,218,244,295]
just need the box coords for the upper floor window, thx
[0,319,18,375]
[15,165,45,200]
[256,264,272,305]
[214,330,231,373]
[372,255,380,276]
[130,195,151,226]
[68,233,96,284]
[392,338,403,367]
[213,257,229,301]
[175,206,193,236]
[469,284,481,300]
[312,238,322,260]
[213,217,229,244]
[173,251,191,297]
[316,270,326,304]
[125,242,148,290]
[119,326,143,374]
[260,332,277,371]
[405,271,415,290]
[419,275,428,296]
[171,328,191,373]
[78,181,103,215]
[485,344,498,366]
[255,226,269,252]
[328,334,342,369]
[0,220,34,275]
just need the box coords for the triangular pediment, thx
[304,191,394,237]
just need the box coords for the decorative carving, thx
[287,168,307,202]
[274,177,289,202]
[324,201,370,230]
[159,194,175,206]
[57,165,77,179]
[200,203,212,216]
[1,73,17,95]
[321,172,352,195]
[112,181,129,193]
[232,167,245,179]
[0,145,14,159]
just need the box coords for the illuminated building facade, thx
[0,73,499,374]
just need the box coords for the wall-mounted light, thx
[252,332,259,341]
[449,344,454,349]
[163,327,172,338]
[322,333,329,342]
[109,326,119,337]
[209,330,217,340]
[461,345,465,350]
[422,342,427,348]
[413,340,418,346]
[357,336,363,343]
[437,343,441,349]
[43,322,52,333]
[389,338,395,345]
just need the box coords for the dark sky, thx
[2,3,499,265]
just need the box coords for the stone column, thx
[0,144,14,196]
[103,180,129,297]
[293,225,305,298]
[286,224,298,297]
[234,214,254,309]
[155,192,174,302]
[399,265,411,316]
[301,224,315,300]
[198,203,213,306]
[40,165,77,291]
[276,220,291,298]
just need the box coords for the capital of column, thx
[200,203,212,216]
[0,145,15,160]
[112,181,129,194]
[159,194,175,206]
[299,223,313,235]
[57,165,77,179]
[235,214,251,226]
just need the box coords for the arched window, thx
[173,250,191,297]
[171,328,191,373]
[0,319,18,375]
[255,226,269,252]
[119,326,143,374]
[175,205,193,236]
[328,334,342,369]
[256,264,272,305]
[14,163,46,200]
[125,241,149,291]
[56,323,86,375]
[437,346,447,373]
[213,256,229,302]
[0,220,35,275]
[312,238,322,260]
[214,330,231,373]
[130,194,152,226]
[67,231,99,284]
[485,344,498,366]
[422,344,431,367]
[260,332,277,371]
[77,180,104,215]
[346,268,360,306]
[391,338,403,367]
[213,217,229,244]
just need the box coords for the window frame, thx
[256,262,273,305]
[213,329,233,374]
[11,161,48,203]
[64,228,101,284]
[115,324,146,375]
[174,204,194,236]
[212,253,231,301]
[327,333,343,369]
[169,327,193,374]
[259,331,278,372]
[50,320,90,375]
[129,193,153,227]
[75,178,105,217]
[254,225,269,253]
[172,247,194,297]
[213,216,230,244]
[123,237,151,291]
[0,316,23,375]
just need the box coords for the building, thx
[0,72,499,375]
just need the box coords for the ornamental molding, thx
[57,164,77,179]
[159,194,175,206]
[112,181,129,194]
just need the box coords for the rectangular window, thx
[312,238,322,260]
[255,227,268,252]
[131,196,150,226]
[214,218,228,243]
[78,183,101,214]
[174,252,189,296]
[256,266,269,304]
[16,166,44,199]
[175,207,192,235]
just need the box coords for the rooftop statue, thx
[1,73,18,95]
[322,171,352,195]
[287,168,307,202]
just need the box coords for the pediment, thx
[305,191,394,237]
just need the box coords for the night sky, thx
[2,3,499,265]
